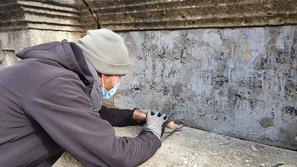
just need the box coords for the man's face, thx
[99,74,121,91]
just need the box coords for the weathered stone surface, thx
[0,0,83,53]
[0,30,82,52]
[81,0,297,31]
[0,0,83,32]
[0,49,16,69]
[114,26,297,150]
[53,126,297,167]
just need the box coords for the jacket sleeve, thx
[23,75,161,167]
[99,106,140,127]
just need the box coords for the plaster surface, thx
[115,26,297,150]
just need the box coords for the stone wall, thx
[0,0,81,32]
[0,0,83,53]
[79,0,297,150]
[80,0,297,30]
[114,26,297,150]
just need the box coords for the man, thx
[0,29,169,167]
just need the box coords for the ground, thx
[53,125,297,167]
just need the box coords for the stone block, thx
[53,126,297,167]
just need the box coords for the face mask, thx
[102,81,120,99]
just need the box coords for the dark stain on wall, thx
[282,106,297,117]
[260,117,274,128]
[285,80,297,98]
[211,74,229,88]
[279,122,297,149]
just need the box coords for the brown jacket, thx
[0,40,161,167]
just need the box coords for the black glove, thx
[142,110,169,139]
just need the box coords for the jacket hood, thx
[16,40,94,88]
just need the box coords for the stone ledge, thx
[53,125,297,167]
[0,0,83,32]
[81,0,297,31]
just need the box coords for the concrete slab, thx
[53,126,297,167]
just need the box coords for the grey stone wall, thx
[115,26,297,150]
[0,0,81,32]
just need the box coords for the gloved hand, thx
[142,110,169,139]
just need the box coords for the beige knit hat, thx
[76,29,129,75]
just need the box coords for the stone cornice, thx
[0,0,83,32]
[80,0,297,31]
